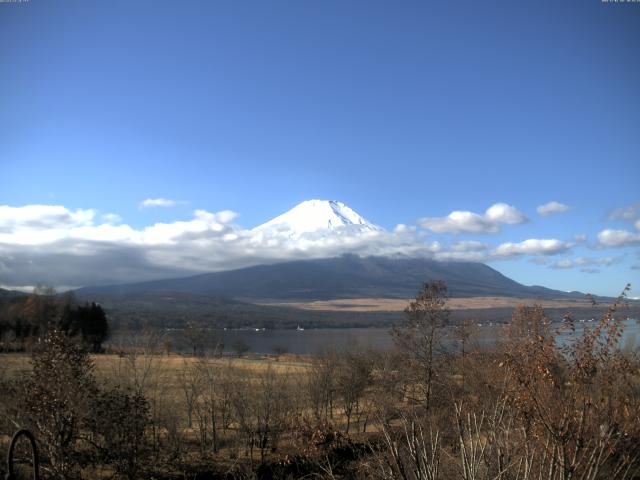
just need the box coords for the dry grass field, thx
[259,295,601,312]
[0,351,323,477]
[1,289,638,479]
[0,352,313,399]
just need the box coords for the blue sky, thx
[1,0,639,296]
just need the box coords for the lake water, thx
[112,318,640,355]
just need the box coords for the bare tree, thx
[178,359,202,429]
[308,349,338,422]
[183,321,208,356]
[193,355,225,453]
[335,350,373,434]
[392,281,449,410]
[218,360,237,434]
[450,318,479,395]
[232,366,292,464]
[111,328,166,397]
[108,328,168,456]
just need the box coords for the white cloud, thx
[101,213,122,224]
[434,250,488,262]
[597,229,640,248]
[492,239,572,258]
[537,201,571,217]
[529,257,550,265]
[419,211,498,234]
[608,204,639,222]
[595,204,640,247]
[418,203,527,234]
[194,209,238,224]
[450,240,487,252]
[394,224,416,233]
[552,259,575,269]
[551,256,620,270]
[0,205,95,232]
[573,233,587,243]
[580,268,600,274]
[485,203,528,224]
[139,198,185,208]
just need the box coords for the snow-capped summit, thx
[253,200,383,238]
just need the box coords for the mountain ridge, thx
[0,288,26,299]
[76,255,587,301]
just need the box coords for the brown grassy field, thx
[2,291,638,479]
[259,295,601,312]
[0,352,312,385]
[0,352,320,477]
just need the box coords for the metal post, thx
[5,429,39,480]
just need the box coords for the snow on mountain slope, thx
[253,200,383,238]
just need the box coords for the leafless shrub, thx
[21,329,97,479]
[370,413,441,480]
[85,387,150,480]
[499,285,640,480]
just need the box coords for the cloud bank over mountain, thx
[0,201,432,288]
[0,200,636,289]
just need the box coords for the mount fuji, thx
[75,200,599,304]
[252,199,383,239]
